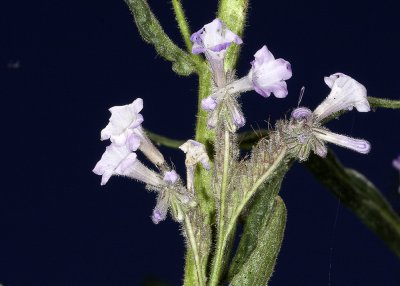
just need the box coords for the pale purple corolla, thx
[226,45,292,97]
[152,192,169,224]
[191,18,242,87]
[100,98,165,166]
[290,73,371,157]
[163,170,179,184]
[179,140,211,193]
[207,45,292,99]
[152,170,193,224]
[201,45,291,130]
[92,144,164,186]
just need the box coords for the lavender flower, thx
[287,73,371,160]
[191,18,242,86]
[218,45,292,97]
[100,98,165,166]
[152,192,169,224]
[163,170,179,184]
[201,45,291,131]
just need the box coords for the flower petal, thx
[248,45,292,98]
[314,73,370,120]
[190,18,242,58]
[313,128,371,154]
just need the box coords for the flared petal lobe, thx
[190,18,242,59]
[314,73,370,120]
[249,46,292,98]
[100,98,144,143]
[92,144,131,185]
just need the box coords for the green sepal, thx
[217,0,249,70]
[305,150,400,258]
[229,196,287,286]
[124,0,197,76]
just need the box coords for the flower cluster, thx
[92,98,199,223]
[191,19,292,131]
[282,73,371,160]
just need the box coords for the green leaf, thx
[228,170,286,280]
[217,0,249,70]
[229,196,287,286]
[305,151,400,258]
[124,0,198,76]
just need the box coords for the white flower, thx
[100,98,164,166]
[313,73,370,121]
[93,144,164,187]
[101,98,144,145]
[93,144,131,185]
[289,73,372,159]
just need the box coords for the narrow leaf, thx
[124,0,197,76]
[229,196,287,286]
[228,171,286,280]
[305,151,400,257]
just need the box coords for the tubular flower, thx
[209,45,292,98]
[313,73,370,121]
[93,144,164,187]
[179,140,211,192]
[283,74,371,161]
[100,98,165,166]
[201,45,291,131]
[191,18,242,87]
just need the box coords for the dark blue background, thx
[1,0,399,285]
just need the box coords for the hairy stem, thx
[209,130,232,286]
[171,0,192,52]
[184,215,206,286]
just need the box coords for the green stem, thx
[368,96,400,109]
[195,67,214,144]
[209,130,231,286]
[171,0,192,52]
[184,215,206,286]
